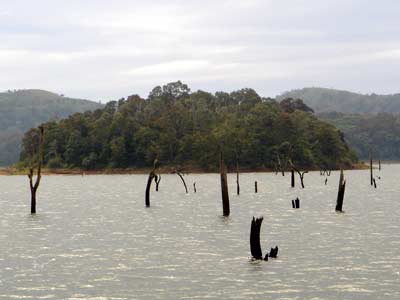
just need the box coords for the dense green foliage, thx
[277,87,400,114]
[320,112,400,160]
[19,82,356,170]
[0,89,103,165]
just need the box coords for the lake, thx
[0,165,399,299]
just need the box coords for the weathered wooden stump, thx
[250,217,263,260]
[220,152,230,216]
[155,174,161,191]
[335,169,346,212]
[269,246,279,258]
[255,181,258,193]
[291,169,295,188]
[145,159,159,207]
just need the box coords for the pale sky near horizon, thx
[1,0,400,102]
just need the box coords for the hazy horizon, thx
[1,0,400,102]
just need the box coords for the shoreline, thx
[0,163,371,175]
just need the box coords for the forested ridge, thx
[19,82,357,171]
[320,112,400,160]
[277,87,400,114]
[0,89,103,165]
[276,87,400,160]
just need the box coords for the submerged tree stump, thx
[269,246,279,258]
[250,217,263,260]
[220,152,230,216]
[176,171,188,194]
[145,159,159,207]
[370,150,373,186]
[335,169,346,212]
[28,125,44,214]
[291,169,295,188]
[155,174,161,192]
[236,157,240,195]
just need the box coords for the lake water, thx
[0,165,399,299]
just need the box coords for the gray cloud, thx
[1,0,399,101]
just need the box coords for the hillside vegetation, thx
[320,112,400,160]
[0,89,103,165]
[277,87,400,160]
[277,87,400,114]
[19,82,356,171]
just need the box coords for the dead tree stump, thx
[220,152,230,216]
[269,246,279,258]
[292,198,300,209]
[370,150,373,186]
[255,181,258,193]
[28,125,44,214]
[335,169,346,212]
[291,169,295,188]
[155,174,161,192]
[250,217,263,260]
[145,159,159,207]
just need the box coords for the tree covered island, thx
[18,81,357,172]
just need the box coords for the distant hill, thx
[319,112,400,160]
[277,87,400,114]
[0,89,103,165]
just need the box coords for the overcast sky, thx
[1,0,399,101]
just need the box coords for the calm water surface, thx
[0,165,399,299]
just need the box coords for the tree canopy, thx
[19,82,357,171]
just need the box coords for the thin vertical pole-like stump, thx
[28,125,44,214]
[295,197,300,208]
[155,174,161,191]
[335,169,346,212]
[236,160,240,195]
[220,152,230,216]
[291,169,295,188]
[177,172,188,194]
[193,182,197,193]
[255,181,258,193]
[250,217,263,260]
[370,150,373,186]
[379,160,381,171]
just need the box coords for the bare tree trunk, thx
[28,126,44,214]
[193,182,196,193]
[236,160,240,195]
[145,159,159,207]
[145,172,155,207]
[289,160,307,189]
[299,172,306,189]
[255,181,258,193]
[335,169,346,212]
[176,172,188,194]
[370,149,373,186]
[291,169,295,188]
[155,174,161,191]
[250,217,263,260]
[220,152,230,216]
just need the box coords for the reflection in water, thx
[0,166,399,299]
